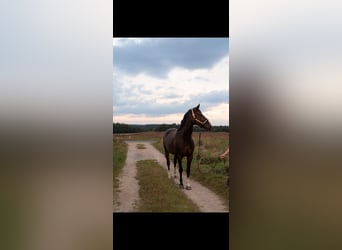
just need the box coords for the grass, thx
[113,136,128,205]
[136,160,200,212]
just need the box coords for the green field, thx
[136,160,200,212]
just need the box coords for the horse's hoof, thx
[179,184,184,189]
[174,175,177,179]
[185,185,192,190]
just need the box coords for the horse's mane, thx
[177,109,191,131]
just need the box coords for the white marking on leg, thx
[186,177,191,190]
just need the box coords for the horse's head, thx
[190,104,212,130]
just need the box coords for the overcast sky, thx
[113,38,229,125]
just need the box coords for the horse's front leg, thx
[185,155,193,190]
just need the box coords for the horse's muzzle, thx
[204,121,212,130]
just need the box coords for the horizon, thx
[113,122,229,126]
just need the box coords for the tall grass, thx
[113,136,128,204]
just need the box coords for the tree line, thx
[113,123,229,133]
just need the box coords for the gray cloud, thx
[113,89,228,117]
[193,90,229,104]
[114,101,192,117]
[113,38,229,78]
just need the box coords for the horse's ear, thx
[195,104,200,110]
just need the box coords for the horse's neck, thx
[177,118,193,141]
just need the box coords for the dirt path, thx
[113,141,228,212]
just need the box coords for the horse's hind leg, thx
[173,156,177,178]
[164,146,172,179]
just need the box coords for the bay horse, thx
[163,104,211,190]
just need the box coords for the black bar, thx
[113,212,229,249]
[113,0,229,37]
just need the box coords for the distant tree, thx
[113,123,229,133]
[113,123,143,133]
[155,123,178,131]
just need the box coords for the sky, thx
[113,38,229,126]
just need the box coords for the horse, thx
[163,104,212,190]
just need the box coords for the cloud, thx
[113,38,229,78]
[113,98,194,116]
[194,90,229,105]
[113,103,229,126]
[113,89,228,117]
